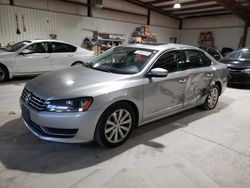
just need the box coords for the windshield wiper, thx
[91,67,113,73]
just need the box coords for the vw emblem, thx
[25,93,32,103]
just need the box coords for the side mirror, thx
[147,68,168,78]
[19,49,31,55]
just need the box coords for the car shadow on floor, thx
[0,97,234,174]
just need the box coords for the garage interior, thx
[1,0,250,187]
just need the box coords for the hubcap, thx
[207,87,218,109]
[104,109,132,143]
[0,68,4,81]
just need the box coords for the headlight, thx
[242,68,250,73]
[45,97,93,112]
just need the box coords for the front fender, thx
[0,60,15,79]
[90,87,144,123]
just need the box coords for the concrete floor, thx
[0,78,250,188]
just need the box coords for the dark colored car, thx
[200,47,223,60]
[220,48,250,85]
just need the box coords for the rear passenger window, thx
[152,50,185,73]
[184,50,211,69]
[51,43,77,53]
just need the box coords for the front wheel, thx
[202,85,220,110]
[95,102,135,148]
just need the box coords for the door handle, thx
[179,79,187,83]
[43,56,49,59]
[206,73,213,77]
[68,54,74,57]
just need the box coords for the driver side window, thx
[25,43,49,54]
[152,50,184,73]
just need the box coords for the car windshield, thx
[226,49,250,61]
[4,41,31,52]
[88,47,157,74]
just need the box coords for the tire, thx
[95,102,136,148]
[201,84,220,110]
[72,61,83,66]
[0,65,8,83]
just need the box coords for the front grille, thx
[21,88,47,111]
[228,68,244,73]
[227,67,250,83]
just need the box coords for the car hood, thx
[220,59,250,69]
[0,51,15,56]
[25,66,132,100]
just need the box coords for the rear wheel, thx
[202,84,220,110]
[0,65,8,83]
[95,102,135,148]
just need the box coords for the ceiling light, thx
[173,0,181,9]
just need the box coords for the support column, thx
[147,9,151,25]
[87,0,93,17]
[242,21,249,47]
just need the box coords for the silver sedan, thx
[20,43,228,148]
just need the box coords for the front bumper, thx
[20,99,102,143]
[228,71,250,85]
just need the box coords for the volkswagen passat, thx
[0,40,95,82]
[20,44,227,148]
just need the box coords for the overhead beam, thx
[60,0,87,7]
[215,0,250,22]
[124,0,178,19]
[184,12,232,19]
[158,0,213,9]
[171,4,222,12]
[176,9,229,16]
[62,0,147,18]
[148,0,173,5]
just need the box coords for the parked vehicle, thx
[220,48,250,85]
[20,43,228,148]
[200,47,223,60]
[221,47,234,57]
[0,40,95,83]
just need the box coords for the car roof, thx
[124,43,200,51]
[28,39,77,47]
[30,39,65,43]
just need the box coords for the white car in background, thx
[0,40,95,82]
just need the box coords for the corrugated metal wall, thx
[180,28,244,50]
[180,15,247,50]
[0,5,90,46]
[0,5,180,47]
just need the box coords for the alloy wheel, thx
[104,109,132,143]
[207,87,219,109]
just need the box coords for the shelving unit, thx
[93,32,126,54]
[130,26,157,43]
[198,32,214,48]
